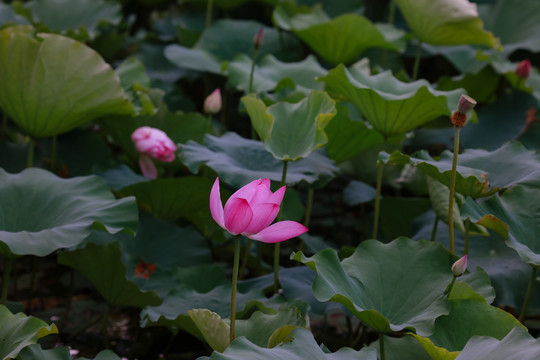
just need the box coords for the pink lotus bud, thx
[451,255,467,277]
[515,59,531,79]
[253,28,264,50]
[204,88,222,114]
[210,178,308,243]
[131,126,177,178]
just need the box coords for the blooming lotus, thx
[131,126,177,179]
[210,178,308,242]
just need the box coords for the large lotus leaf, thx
[164,45,223,74]
[273,5,404,65]
[179,132,338,187]
[242,91,337,161]
[178,0,277,11]
[117,176,213,221]
[461,184,540,266]
[227,54,327,94]
[19,345,121,360]
[460,91,539,151]
[291,238,454,335]
[0,26,134,138]
[436,66,500,104]
[0,168,137,257]
[0,305,58,360]
[325,103,384,163]
[455,327,540,360]
[25,0,121,38]
[479,0,540,54]
[320,65,463,137]
[426,176,488,236]
[208,327,377,360]
[366,335,433,360]
[393,0,498,48]
[58,242,161,308]
[382,141,540,198]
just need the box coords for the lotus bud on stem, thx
[448,95,476,254]
[446,255,467,296]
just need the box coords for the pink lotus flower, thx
[210,178,308,242]
[204,88,222,114]
[131,126,177,179]
[515,59,531,79]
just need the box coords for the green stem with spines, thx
[519,266,537,323]
[273,160,289,293]
[448,126,460,255]
[205,0,214,28]
[379,333,386,360]
[412,40,422,81]
[372,160,384,239]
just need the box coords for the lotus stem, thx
[230,236,241,342]
[249,48,259,94]
[379,333,386,360]
[102,303,111,348]
[388,1,396,24]
[448,125,460,255]
[1,258,13,305]
[463,217,470,256]
[372,160,384,239]
[205,0,214,28]
[238,237,251,280]
[274,160,289,293]
[412,40,422,81]
[298,187,314,252]
[518,266,537,323]
[430,215,439,242]
[50,135,57,172]
[445,275,457,297]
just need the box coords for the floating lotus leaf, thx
[242,91,336,161]
[0,26,134,138]
[179,132,338,187]
[0,168,137,257]
[0,305,58,360]
[382,141,540,198]
[320,65,463,137]
[227,54,327,94]
[273,5,404,65]
[58,242,161,308]
[19,345,122,360]
[455,327,540,360]
[25,0,121,38]
[479,0,540,54]
[208,328,377,360]
[461,184,540,267]
[393,0,499,48]
[292,238,454,335]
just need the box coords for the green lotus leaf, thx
[320,65,463,137]
[393,0,499,48]
[368,335,435,360]
[325,103,385,163]
[117,176,213,221]
[189,309,230,353]
[426,176,488,236]
[479,0,540,54]
[58,242,161,308]
[0,26,134,138]
[343,180,377,206]
[382,141,540,198]
[461,184,540,266]
[273,5,404,65]
[179,132,338,188]
[291,237,454,335]
[208,328,377,360]
[455,327,540,360]
[25,0,121,38]
[0,305,58,360]
[0,167,137,257]
[178,0,277,10]
[19,345,122,360]
[226,54,327,94]
[164,45,223,74]
[0,3,30,26]
[241,91,337,161]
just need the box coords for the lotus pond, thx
[0,0,539,359]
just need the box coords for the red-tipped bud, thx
[253,28,264,50]
[515,59,531,79]
[451,255,467,277]
[204,88,222,114]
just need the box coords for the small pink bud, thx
[457,94,477,115]
[515,59,531,79]
[253,28,264,50]
[204,88,222,114]
[451,255,468,277]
